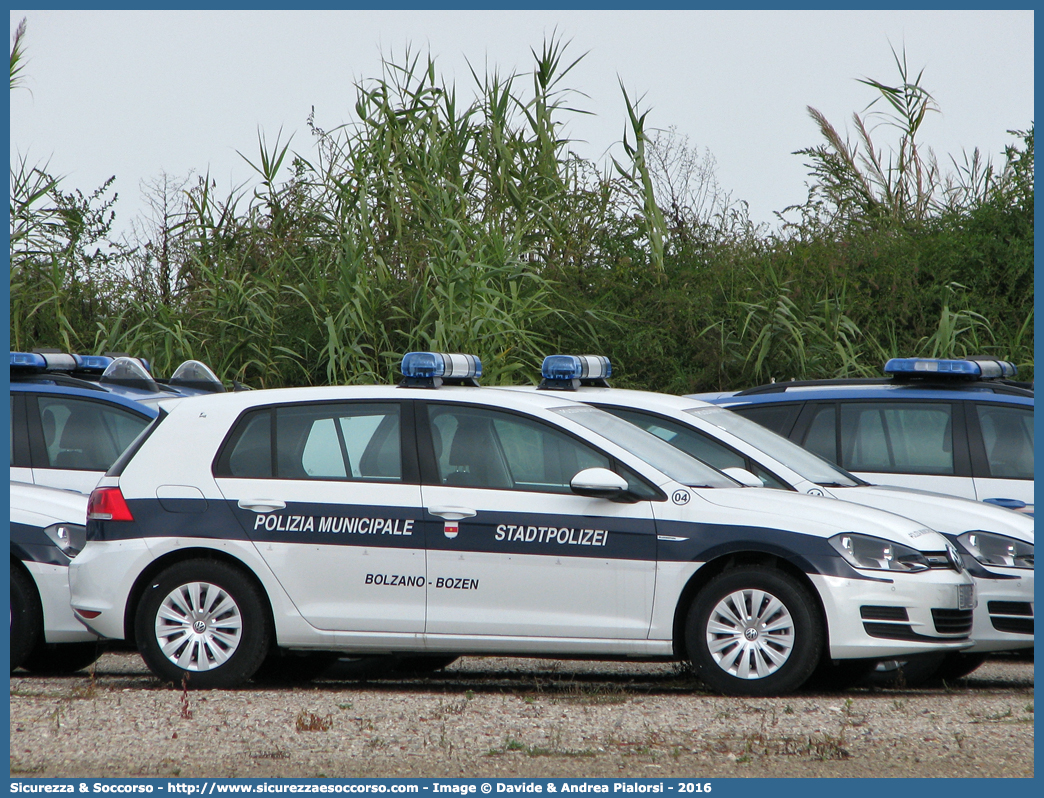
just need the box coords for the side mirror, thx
[570,467,630,500]
[721,467,764,487]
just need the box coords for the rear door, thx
[418,402,659,641]
[968,401,1034,507]
[833,400,975,498]
[213,399,426,633]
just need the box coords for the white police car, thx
[10,351,225,494]
[69,353,975,695]
[11,481,100,673]
[523,355,1033,682]
[695,357,1034,513]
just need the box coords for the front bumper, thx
[964,568,1034,652]
[810,570,976,660]
[24,561,99,644]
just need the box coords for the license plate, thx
[958,584,975,611]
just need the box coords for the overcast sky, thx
[8,9,1035,239]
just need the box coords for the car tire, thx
[135,559,270,689]
[11,563,42,673]
[251,650,341,684]
[686,566,822,696]
[932,651,989,683]
[804,657,878,691]
[22,642,103,675]
[864,652,947,688]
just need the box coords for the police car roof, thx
[157,382,596,415]
[504,384,717,414]
[705,382,1034,408]
[9,380,162,416]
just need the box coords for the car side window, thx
[802,405,837,463]
[732,403,801,437]
[35,395,150,472]
[216,403,401,482]
[426,405,610,493]
[976,404,1033,479]
[839,402,954,475]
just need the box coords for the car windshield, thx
[683,405,864,487]
[551,405,738,488]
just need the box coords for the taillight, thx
[87,487,134,522]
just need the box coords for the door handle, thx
[428,506,477,521]
[238,499,286,513]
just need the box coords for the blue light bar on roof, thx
[71,354,113,374]
[10,351,47,371]
[399,352,482,387]
[884,357,1017,379]
[542,355,612,382]
[539,354,612,390]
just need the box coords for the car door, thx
[26,392,152,494]
[213,400,427,633]
[968,401,1034,507]
[834,400,977,498]
[418,402,658,640]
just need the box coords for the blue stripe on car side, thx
[86,498,884,581]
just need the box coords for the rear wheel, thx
[686,566,822,696]
[22,642,102,675]
[932,651,989,683]
[135,560,269,689]
[10,564,42,673]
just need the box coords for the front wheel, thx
[135,560,270,689]
[22,642,103,675]
[11,564,42,672]
[686,566,823,696]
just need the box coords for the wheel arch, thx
[122,546,275,649]
[671,549,830,660]
[10,555,44,609]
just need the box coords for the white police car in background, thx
[523,355,1033,683]
[10,351,226,494]
[70,353,975,696]
[11,481,100,673]
[696,357,1034,513]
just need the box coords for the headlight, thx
[829,533,930,572]
[43,523,87,558]
[958,531,1034,569]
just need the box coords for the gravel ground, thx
[9,651,1033,779]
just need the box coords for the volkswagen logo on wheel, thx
[672,490,690,505]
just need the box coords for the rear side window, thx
[731,403,801,437]
[215,403,401,482]
[35,395,150,471]
[976,404,1033,479]
[839,402,954,475]
[802,405,837,463]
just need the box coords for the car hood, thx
[832,485,1034,543]
[9,480,89,526]
[692,487,952,551]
